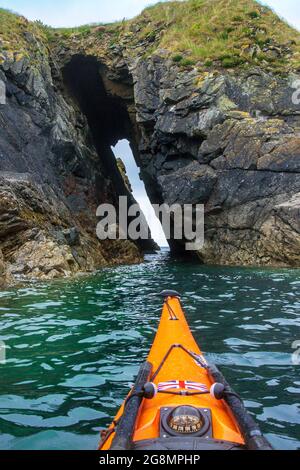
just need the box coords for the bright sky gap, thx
[112,140,168,248]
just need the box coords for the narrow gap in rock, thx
[62,54,160,252]
[63,54,130,199]
[112,139,168,248]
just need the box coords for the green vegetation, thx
[222,55,244,68]
[123,0,300,70]
[53,24,95,38]
[172,54,183,62]
[180,58,196,67]
[0,0,299,71]
[247,10,260,19]
[0,8,48,62]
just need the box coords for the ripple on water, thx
[0,252,299,449]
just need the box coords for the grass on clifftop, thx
[1,0,299,72]
[0,8,48,62]
[125,0,300,70]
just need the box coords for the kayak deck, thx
[100,295,244,449]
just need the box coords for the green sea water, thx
[0,250,299,450]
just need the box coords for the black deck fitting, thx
[159,290,181,298]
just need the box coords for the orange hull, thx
[100,295,244,450]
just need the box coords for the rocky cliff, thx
[0,11,145,283]
[0,0,300,284]
[133,62,300,266]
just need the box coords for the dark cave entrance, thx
[63,54,132,200]
[62,54,165,251]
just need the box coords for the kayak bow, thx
[99,290,272,451]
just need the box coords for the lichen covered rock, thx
[0,34,143,285]
[1,0,300,278]
[131,59,300,266]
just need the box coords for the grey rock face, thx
[1,26,300,276]
[0,46,142,284]
[63,227,81,247]
[157,162,217,206]
[130,59,300,266]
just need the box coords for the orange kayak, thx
[99,290,272,451]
